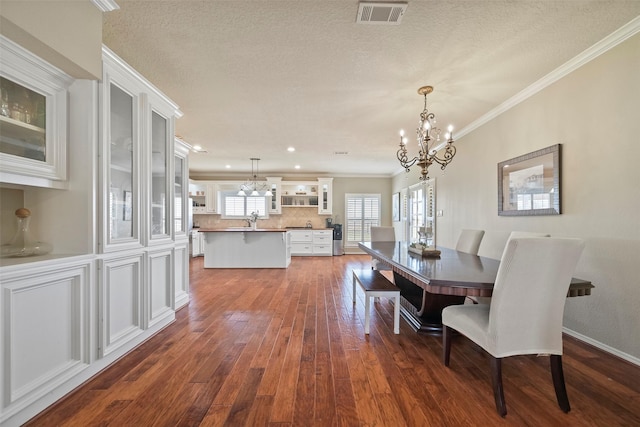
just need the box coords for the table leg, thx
[393,272,465,335]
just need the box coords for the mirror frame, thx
[498,144,561,216]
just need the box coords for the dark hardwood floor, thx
[26,255,640,426]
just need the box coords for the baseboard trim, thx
[563,327,640,367]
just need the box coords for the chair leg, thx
[443,326,452,366]
[489,356,507,417]
[550,355,571,413]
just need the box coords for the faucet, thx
[305,220,312,229]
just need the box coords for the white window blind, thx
[344,193,380,247]
[222,192,267,217]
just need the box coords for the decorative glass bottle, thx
[0,208,52,257]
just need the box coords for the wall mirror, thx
[498,144,561,216]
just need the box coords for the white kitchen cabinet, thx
[290,229,333,256]
[312,229,333,255]
[266,176,282,214]
[290,230,313,255]
[189,180,206,214]
[317,178,333,215]
[189,180,218,214]
[191,230,204,257]
[205,182,218,214]
[0,36,73,189]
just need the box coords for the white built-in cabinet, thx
[98,46,182,353]
[0,36,72,189]
[174,139,190,309]
[0,45,187,426]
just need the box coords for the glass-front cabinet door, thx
[174,139,189,237]
[318,178,333,215]
[105,82,139,249]
[0,36,72,188]
[150,111,170,241]
[266,177,282,214]
[0,77,46,160]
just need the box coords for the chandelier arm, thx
[429,145,457,167]
[397,147,420,170]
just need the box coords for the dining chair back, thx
[476,230,511,260]
[371,226,396,242]
[471,231,550,303]
[455,229,485,255]
[442,237,585,416]
[370,226,396,270]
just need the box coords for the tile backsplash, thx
[193,207,332,229]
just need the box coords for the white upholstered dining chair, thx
[442,237,585,417]
[455,229,485,255]
[471,231,550,305]
[370,226,395,271]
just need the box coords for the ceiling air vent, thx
[356,2,407,25]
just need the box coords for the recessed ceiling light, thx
[191,144,208,153]
[287,147,295,152]
[225,164,231,168]
[294,165,301,169]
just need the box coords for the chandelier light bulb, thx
[400,129,405,137]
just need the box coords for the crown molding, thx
[91,0,119,13]
[457,15,640,141]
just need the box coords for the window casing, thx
[221,191,267,218]
[344,193,381,247]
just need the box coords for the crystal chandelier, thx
[397,85,456,181]
[238,157,272,196]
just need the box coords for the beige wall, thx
[0,1,103,79]
[394,33,640,361]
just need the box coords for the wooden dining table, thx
[358,241,594,335]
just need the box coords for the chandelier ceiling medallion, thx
[397,85,456,181]
[238,157,272,197]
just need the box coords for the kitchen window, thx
[221,191,267,218]
[344,193,381,248]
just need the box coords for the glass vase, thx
[1,208,52,257]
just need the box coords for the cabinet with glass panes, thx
[0,36,71,188]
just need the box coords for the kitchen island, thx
[199,228,291,268]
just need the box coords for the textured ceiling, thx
[102,1,640,178]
